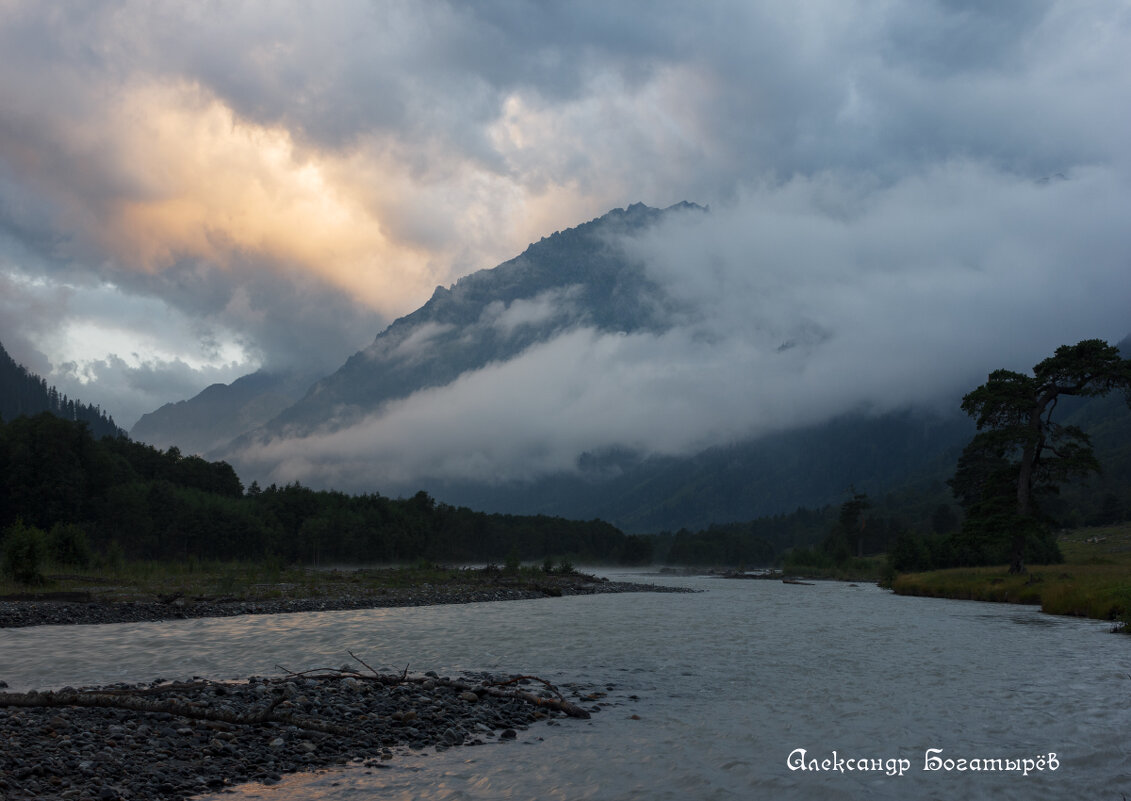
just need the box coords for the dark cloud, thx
[0,0,1128,462]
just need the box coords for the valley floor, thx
[0,566,692,629]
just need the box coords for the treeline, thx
[0,342,125,439]
[648,485,966,569]
[0,413,652,567]
[652,506,832,567]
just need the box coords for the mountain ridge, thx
[257,201,706,437]
[130,369,322,455]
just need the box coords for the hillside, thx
[253,201,702,437]
[0,341,125,439]
[130,369,321,455]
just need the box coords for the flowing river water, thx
[1,572,1128,800]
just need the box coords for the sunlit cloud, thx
[45,80,424,315]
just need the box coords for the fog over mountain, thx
[227,175,1129,506]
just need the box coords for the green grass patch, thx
[891,523,1131,629]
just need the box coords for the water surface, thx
[1,573,1126,799]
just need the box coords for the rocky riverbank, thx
[0,574,694,629]
[0,669,608,801]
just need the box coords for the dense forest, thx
[0,413,651,567]
[0,342,124,439]
[2,407,1127,574]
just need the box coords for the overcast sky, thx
[2,1,1129,477]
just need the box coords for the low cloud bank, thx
[239,163,1131,492]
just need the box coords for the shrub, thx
[889,532,931,573]
[47,522,92,569]
[784,546,833,571]
[101,540,126,574]
[2,520,48,585]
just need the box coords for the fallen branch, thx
[453,678,591,719]
[348,650,381,678]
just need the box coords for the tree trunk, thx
[1016,407,1044,519]
[1010,404,1047,574]
[1008,533,1026,575]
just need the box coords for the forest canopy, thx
[0,413,650,567]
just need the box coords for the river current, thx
[1,572,1127,799]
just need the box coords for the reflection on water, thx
[1,573,1125,800]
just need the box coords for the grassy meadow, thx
[891,523,1131,629]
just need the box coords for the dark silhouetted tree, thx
[951,339,1131,573]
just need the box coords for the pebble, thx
[0,670,597,801]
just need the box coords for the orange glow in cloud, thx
[80,81,434,315]
[30,78,655,320]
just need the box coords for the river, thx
[1,572,1127,799]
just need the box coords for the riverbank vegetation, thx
[891,523,1131,629]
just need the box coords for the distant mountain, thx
[130,369,321,455]
[423,408,974,532]
[0,340,125,438]
[258,201,703,437]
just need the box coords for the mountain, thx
[213,204,1129,533]
[217,201,974,530]
[423,409,974,532]
[0,340,126,438]
[259,201,703,436]
[130,369,321,455]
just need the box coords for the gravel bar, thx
[0,577,695,629]
[0,670,609,801]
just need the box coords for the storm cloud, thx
[1,1,1128,445]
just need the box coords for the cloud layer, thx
[1,1,1129,442]
[239,164,1131,491]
